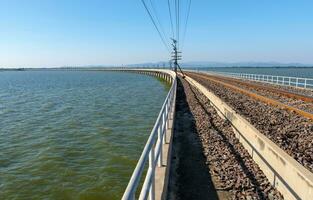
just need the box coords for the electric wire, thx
[140,0,192,65]
[175,0,178,44]
[177,0,180,49]
[141,0,171,52]
[167,0,175,38]
[149,0,170,45]
[182,0,191,50]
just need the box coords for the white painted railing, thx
[193,70,313,90]
[122,71,177,200]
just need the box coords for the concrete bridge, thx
[110,69,312,200]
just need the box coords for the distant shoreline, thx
[195,66,313,69]
[1,66,313,71]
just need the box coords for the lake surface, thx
[0,70,169,200]
[196,67,313,78]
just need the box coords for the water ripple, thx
[0,71,168,200]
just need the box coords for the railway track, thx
[185,72,313,173]
[198,72,313,114]
[202,73,313,102]
[187,72,313,120]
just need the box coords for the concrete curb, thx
[185,75,313,200]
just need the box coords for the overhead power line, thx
[175,0,179,48]
[149,0,170,45]
[182,0,191,50]
[141,0,170,52]
[167,0,174,38]
[140,0,192,71]
[178,0,180,48]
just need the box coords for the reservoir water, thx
[0,70,169,200]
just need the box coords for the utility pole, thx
[171,38,185,77]
[171,39,180,74]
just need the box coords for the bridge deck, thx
[120,69,313,200]
[167,77,282,199]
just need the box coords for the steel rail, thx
[188,72,313,121]
[196,72,313,103]
[122,71,177,200]
[184,74,313,200]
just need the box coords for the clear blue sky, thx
[1,0,313,67]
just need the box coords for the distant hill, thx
[128,61,313,68]
[181,62,313,68]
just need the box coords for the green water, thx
[0,71,169,200]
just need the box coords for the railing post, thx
[149,148,155,200]
[296,78,299,88]
[166,99,170,126]
[162,111,166,144]
[157,124,163,167]
[168,94,172,116]
[163,106,168,144]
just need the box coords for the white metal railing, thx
[192,70,313,90]
[122,72,177,200]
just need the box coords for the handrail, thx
[188,70,313,90]
[122,71,177,200]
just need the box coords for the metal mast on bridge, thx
[171,38,185,77]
